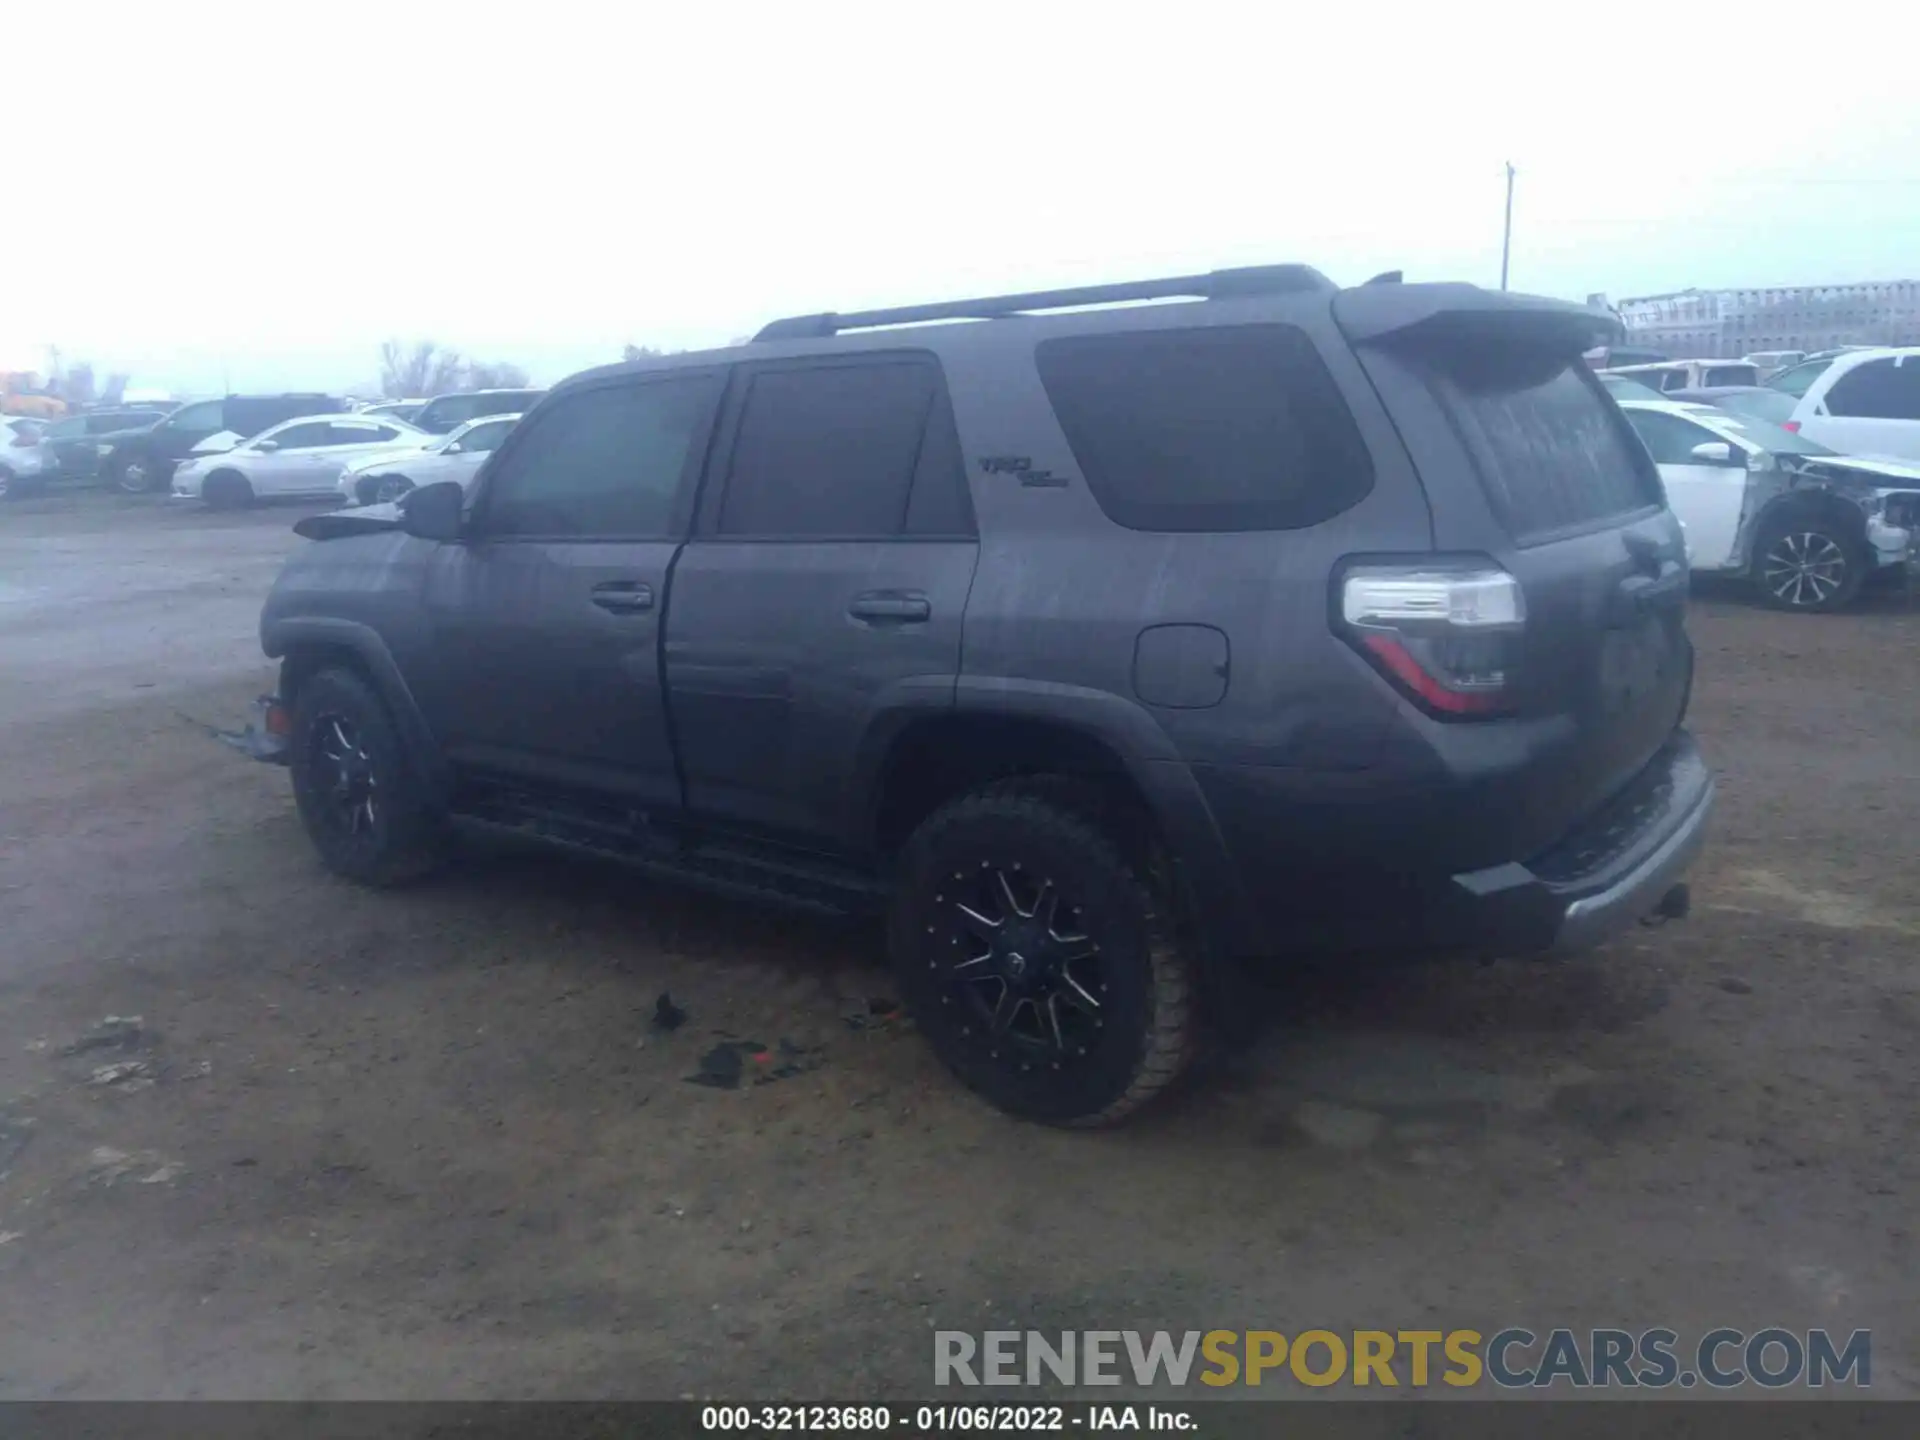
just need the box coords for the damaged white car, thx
[1619,399,1920,612]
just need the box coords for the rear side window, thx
[1424,352,1660,541]
[718,360,940,537]
[1825,358,1920,420]
[1703,365,1759,387]
[1036,325,1374,532]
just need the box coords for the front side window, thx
[265,422,333,449]
[460,419,515,454]
[1624,409,1726,465]
[482,378,716,539]
[1767,358,1834,398]
[718,360,937,537]
[322,423,394,447]
[167,400,225,432]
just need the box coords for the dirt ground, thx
[0,495,1915,1401]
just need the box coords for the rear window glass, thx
[1703,364,1760,387]
[1035,325,1375,532]
[1426,352,1660,540]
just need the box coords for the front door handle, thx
[591,580,655,614]
[848,591,931,623]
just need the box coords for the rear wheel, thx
[114,453,160,494]
[202,470,254,509]
[1752,515,1863,612]
[289,668,445,886]
[890,788,1195,1126]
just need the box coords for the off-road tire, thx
[890,788,1195,1126]
[1751,513,1864,613]
[289,667,446,887]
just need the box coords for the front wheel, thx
[1752,516,1863,612]
[374,474,415,504]
[202,471,255,509]
[889,788,1196,1126]
[289,668,446,886]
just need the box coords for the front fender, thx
[263,614,447,795]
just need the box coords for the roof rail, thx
[752,264,1336,342]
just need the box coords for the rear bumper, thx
[1446,730,1714,957]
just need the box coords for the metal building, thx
[1614,281,1920,358]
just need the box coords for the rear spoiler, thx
[1333,283,1622,351]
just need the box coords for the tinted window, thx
[1825,358,1920,420]
[323,423,394,446]
[48,417,88,440]
[460,419,515,453]
[1712,389,1798,427]
[1035,325,1374,532]
[904,387,975,536]
[483,379,714,539]
[267,422,333,449]
[1767,358,1834,397]
[718,361,937,536]
[1425,352,1660,540]
[167,400,225,432]
[1703,365,1759,387]
[1624,409,1722,465]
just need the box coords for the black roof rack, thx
[752,264,1337,342]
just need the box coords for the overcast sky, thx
[11,2,1916,396]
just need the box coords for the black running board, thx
[449,788,885,917]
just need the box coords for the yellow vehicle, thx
[2,372,70,419]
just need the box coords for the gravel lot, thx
[0,496,1916,1400]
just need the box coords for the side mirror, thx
[255,439,280,453]
[1689,441,1735,465]
[401,480,465,541]
[442,440,464,454]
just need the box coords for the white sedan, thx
[336,412,523,506]
[1617,398,1920,611]
[171,414,431,507]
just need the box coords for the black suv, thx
[105,393,345,493]
[252,266,1714,1126]
[37,407,172,481]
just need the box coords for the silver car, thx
[171,414,430,507]
[0,416,52,497]
[336,412,523,506]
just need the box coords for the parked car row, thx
[0,387,544,506]
[1595,346,1920,611]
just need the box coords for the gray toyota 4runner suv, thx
[254,265,1714,1126]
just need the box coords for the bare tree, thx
[61,362,97,407]
[379,340,466,399]
[102,373,130,406]
[623,344,662,362]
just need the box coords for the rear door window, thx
[1423,351,1661,541]
[1824,358,1920,420]
[716,359,938,537]
[1035,324,1374,532]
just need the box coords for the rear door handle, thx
[848,591,931,623]
[591,580,654,614]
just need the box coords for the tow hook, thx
[1641,882,1692,927]
[186,694,292,764]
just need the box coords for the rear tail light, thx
[1338,563,1526,718]
[1781,420,1801,433]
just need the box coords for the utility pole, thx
[1499,162,1516,291]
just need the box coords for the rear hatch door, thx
[1336,287,1693,859]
